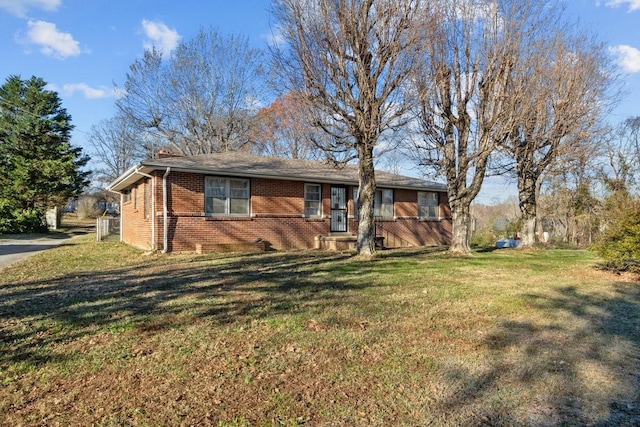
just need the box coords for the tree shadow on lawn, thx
[438,283,640,426]
[0,250,379,368]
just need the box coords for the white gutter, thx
[161,167,171,253]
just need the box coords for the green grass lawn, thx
[1,237,639,426]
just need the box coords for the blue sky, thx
[0,0,639,201]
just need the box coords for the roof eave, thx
[106,163,153,192]
[107,160,448,193]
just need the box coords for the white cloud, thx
[141,19,181,56]
[25,20,80,58]
[604,0,640,11]
[265,26,286,48]
[48,83,123,99]
[610,44,640,73]
[0,0,60,17]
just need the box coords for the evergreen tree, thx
[0,75,90,232]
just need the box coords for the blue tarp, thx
[495,238,520,248]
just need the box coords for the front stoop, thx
[315,234,384,251]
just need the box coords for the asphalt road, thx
[0,236,73,270]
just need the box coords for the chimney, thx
[156,150,181,159]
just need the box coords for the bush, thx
[592,195,640,272]
[470,230,497,249]
[0,199,47,234]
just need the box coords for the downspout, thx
[119,192,124,242]
[162,167,171,253]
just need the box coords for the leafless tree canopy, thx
[409,0,618,253]
[412,0,546,254]
[600,116,640,192]
[505,28,617,247]
[271,0,426,256]
[87,115,145,184]
[116,28,266,156]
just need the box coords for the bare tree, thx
[271,0,426,256]
[87,115,146,184]
[116,28,265,156]
[537,132,603,247]
[600,116,640,193]
[411,0,539,254]
[506,31,616,247]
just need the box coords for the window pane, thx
[229,198,249,215]
[305,201,320,217]
[382,189,393,218]
[353,187,359,217]
[205,196,227,215]
[305,184,321,201]
[206,178,226,197]
[382,189,393,205]
[374,190,382,217]
[229,180,249,198]
[230,189,247,198]
[418,192,439,218]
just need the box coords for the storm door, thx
[330,186,348,232]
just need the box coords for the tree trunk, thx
[449,201,471,254]
[356,145,376,257]
[517,169,538,247]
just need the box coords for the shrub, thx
[592,195,640,272]
[0,199,47,234]
[470,230,497,248]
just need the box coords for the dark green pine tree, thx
[0,75,90,232]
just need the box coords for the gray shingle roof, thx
[108,152,446,192]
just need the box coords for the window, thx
[123,188,132,203]
[418,191,439,219]
[304,184,321,217]
[374,189,393,219]
[352,187,393,219]
[205,177,249,216]
[133,186,138,209]
[143,180,150,219]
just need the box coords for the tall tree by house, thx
[0,75,89,232]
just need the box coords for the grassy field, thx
[1,237,639,426]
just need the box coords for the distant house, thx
[107,152,452,253]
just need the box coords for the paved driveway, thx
[0,236,73,270]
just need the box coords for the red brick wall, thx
[394,188,415,217]
[121,177,153,250]
[252,178,304,215]
[121,171,452,252]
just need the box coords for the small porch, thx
[314,233,384,251]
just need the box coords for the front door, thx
[330,186,347,232]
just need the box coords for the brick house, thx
[107,152,452,253]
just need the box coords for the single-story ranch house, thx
[107,151,452,253]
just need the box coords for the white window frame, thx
[205,176,250,216]
[418,191,439,219]
[374,188,394,219]
[304,183,322,217]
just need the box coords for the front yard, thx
[1,237,638,426]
